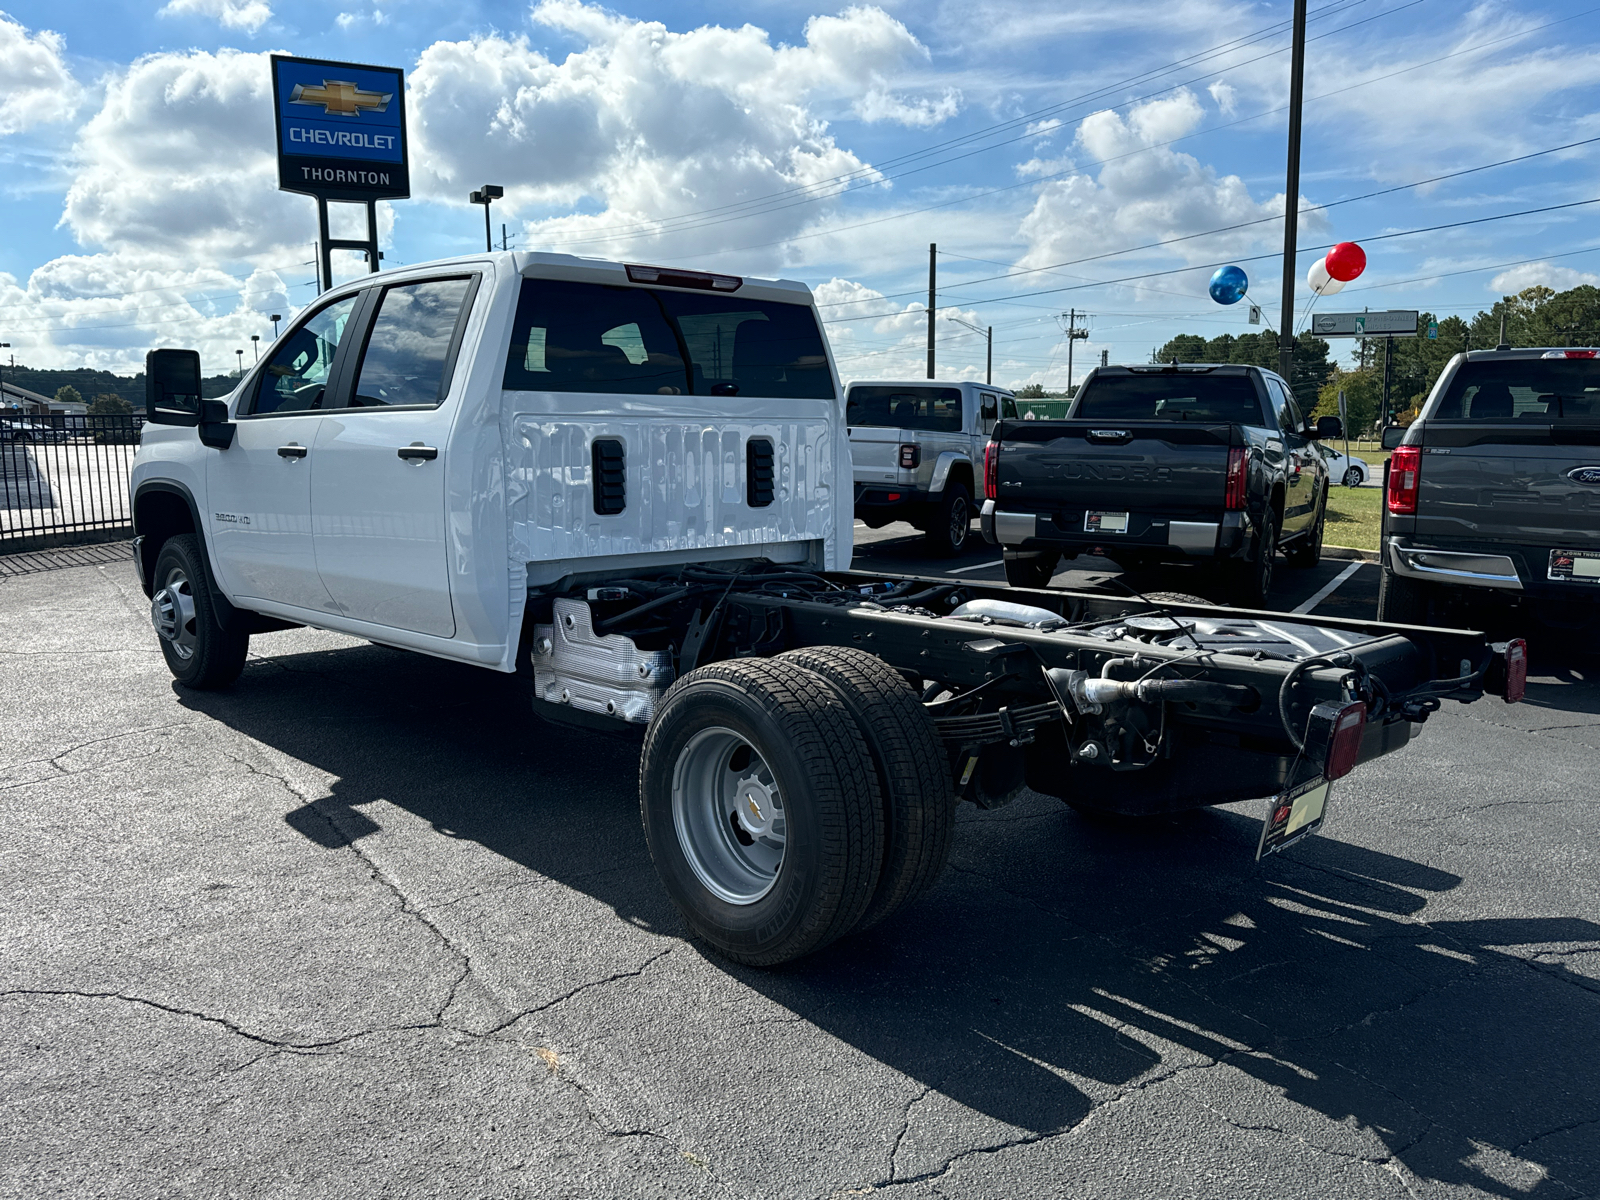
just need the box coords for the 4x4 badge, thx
[1568,466,1600,486]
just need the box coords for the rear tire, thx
[1227,510,1278,606]
[778,647,954,930]
[150,534,249,690]
[1284,492,1326,568]
[1343,467,1362,488]
[1377,566,1435,624]
[924,483,973,557]
[1004,549,1060,589]
[639,659,885,966]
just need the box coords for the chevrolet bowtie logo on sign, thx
[272,54,409,202]
[289,79,393,118]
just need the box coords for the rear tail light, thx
[1387,445,1422,514]
[1224,446,1247,510]
[984,440,998,500]
[1503,638,1527,703]
[1308,700,1368,781]
[1541,350,1598,359]
[899,443,920,469]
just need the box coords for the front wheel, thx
[1343,467,1362,488]
[1004,549,1061,589]
[924,483,972,556]
[150,534,249,689]
[640,659,885,966]
[1284,492,1325,568]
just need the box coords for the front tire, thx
[1284,491,1326,568]
[150,534,249,689]
[640,659,885,966]
[924,483,972,557]
[1343,466,1362,488]
[778,647,954,930]
[1004,549,1060,588]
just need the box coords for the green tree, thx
[53,385,82,407]
[1150,329,1333,412]
[1312,367,1381,435]
[87,393,133,415]
[1015,383,1046,399]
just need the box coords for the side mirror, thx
[1315,415,1343,439]
[145,349,201,427]
[199,397,235,450]
[1380,425,1406,450]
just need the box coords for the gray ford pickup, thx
[980,363,1339,603]
[1378,347,1600,632]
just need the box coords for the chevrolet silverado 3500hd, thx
[131,252,1524,965]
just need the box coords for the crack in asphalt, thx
[1,720,200,792]
[886,1085,933,1183]
[482,948,675,1036]
[0,989,368,1052]
[1514,1116,1600,1154]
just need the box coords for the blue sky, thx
[2,0,1598,384]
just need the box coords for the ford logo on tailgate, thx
[1569,466,1600,486]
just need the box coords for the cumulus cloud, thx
[1489,262,1600,294]
[0,15,80,136]
[1014,90,1319,281]
[159,0,273,34]
[814,277,990,383]
[408,1,956,262]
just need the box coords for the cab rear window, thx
[1432,361,1600,421]
[1072,375,1265,424]
[846,386,962,432]
[502,279,834,399]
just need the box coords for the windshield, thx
[1072,374,1264,424]
[846,386,963,432]
[1432,360,1600,421]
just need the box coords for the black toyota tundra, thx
[979,363,1340,604]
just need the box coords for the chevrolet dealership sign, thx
[272,55,409,202]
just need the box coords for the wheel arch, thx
[928,452,972,497]
[133,480,240,631]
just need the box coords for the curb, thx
[1324,544,1380,563]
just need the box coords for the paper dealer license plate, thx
[1085,511,1130,534]
[1549,549,1600,583]
[1256,777,1331,860]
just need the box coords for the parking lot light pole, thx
[251,334,260,363]
[944,314,992,385]
[470,186,504,253]
[235,349,244,379]
[270,314,282,340]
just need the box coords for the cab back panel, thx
[507,408,838,564]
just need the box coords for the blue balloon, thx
[1209,265,1249,305]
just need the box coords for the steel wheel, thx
[151,564,199,661]
[672,726,787,905]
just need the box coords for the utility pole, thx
[1058,309,1090,393]
[927,243,936,380]
[986,326,992,386]
[1381,338,1394,424]
[1100,349,1109,368]
[502,223,508,252]
[1277,0,1308,388]
[1498,309,1509,350]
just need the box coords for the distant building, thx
[1,381,86,417]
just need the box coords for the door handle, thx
[277,444,307,459]
[397,444,438,462]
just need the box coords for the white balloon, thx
[1307,258,1345,295]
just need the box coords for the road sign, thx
[1427,321,1439,339]
[1311,310,1418,338]
[1337,389,1347,420]
[1248,304,1262,325]
[272,55,409,202]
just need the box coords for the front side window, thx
[1433,361,1600,422]
[847,386,963,432]
[253,295,358,415]
[502,279,835,399]
[349,277,474,409]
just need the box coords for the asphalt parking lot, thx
[2,540,1597,1199]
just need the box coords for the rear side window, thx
[349,277,474,409]
[502,279,834,399]
[1433,361,1600,421]
[1073,375,1265,424]
[847,386,962,432]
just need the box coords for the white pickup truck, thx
[132,251,1524,966]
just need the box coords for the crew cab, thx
[1379,348,1600,632]
[979,363,1339,602]
[848,380,1017,555]
[130,254,1521,967]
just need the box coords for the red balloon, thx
[1325,241,1366,282]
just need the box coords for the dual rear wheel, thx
[639,648,954,966]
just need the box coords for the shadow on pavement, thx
[180,642,1600,1197]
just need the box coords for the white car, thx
[1317,442,1370,487]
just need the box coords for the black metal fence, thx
[0,414,145,552]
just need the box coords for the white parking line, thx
[945,558,1005,574]
[1291,560,1365,614]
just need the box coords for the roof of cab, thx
[845,379,1014,393]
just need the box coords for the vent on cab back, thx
[592,438,626,515]
[747,438,775,507]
